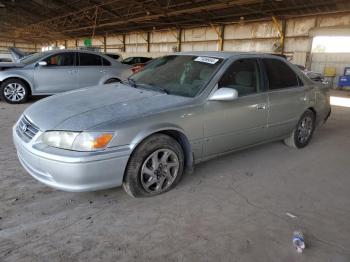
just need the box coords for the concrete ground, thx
[0,92,350,262]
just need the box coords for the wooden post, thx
[177,28,182,52]
[64,40,67,49]
[122,34,126,52]
[75,39,78,48]
[147,32,150,52]
[219,25,225,51]
[280,19,286,55]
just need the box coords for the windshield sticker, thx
[194,56,219,64]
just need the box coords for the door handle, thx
[256,104,267,110]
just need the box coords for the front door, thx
[203,58,268,158]
[34,52,78,93]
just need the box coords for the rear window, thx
[263,59,299,90]
[79,53,102,66]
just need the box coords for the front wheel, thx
[123,134,184,198]
[284,109,316,149]
[0,79,30,104]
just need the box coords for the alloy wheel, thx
[3,83,26,102]
[140,149,180,194]
[296,115,313,144]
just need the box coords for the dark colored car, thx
[121,56,153,65]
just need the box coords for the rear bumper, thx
[13,126,130,192]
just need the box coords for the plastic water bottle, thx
[293,231,305,253]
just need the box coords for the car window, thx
[263,59,299,90]
[130,55,223,97]
[79,53,102,66]
[122,57,133,63]
[106,54,120,60]
[218,59,260,96]
[43,52,75,66]
[102,57,111,66]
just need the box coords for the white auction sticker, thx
[194,56,219,64]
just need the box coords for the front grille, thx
[17,116,39,141]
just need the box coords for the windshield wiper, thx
[142,83,169,94]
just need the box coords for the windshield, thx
[20,52,49,65]
[130,55,223,97]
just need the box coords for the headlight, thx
[39,131,114,151]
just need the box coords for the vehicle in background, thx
[130,58,156,73]
[121,56,153,65]
[13,52,331,197]
[9,47,36,62]
[0,49,132,104]
[295,64,327,83]
[0,58,12,63]
[104,53,123,61]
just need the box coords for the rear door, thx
[262,58,309,139]
[77,52,104,88]
[34,52,78,93]
[203,58,269,157]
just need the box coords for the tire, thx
[284,109,316,149]
[104,78,121,84]
[0,78,30,104]
[123,134,185,198]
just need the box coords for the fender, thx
[0,74,34,91]
[129,123,194,170]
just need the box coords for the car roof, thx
[174,51,285,60]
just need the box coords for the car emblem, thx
[21,124,28,133]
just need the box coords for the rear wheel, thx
[0,79,30,104]
[123,134,184,198]
[284,109,316,148]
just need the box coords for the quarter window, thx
[218,59,260,96]
[43,53,75,66]
[262,59,299,90]
[79,53,102,66]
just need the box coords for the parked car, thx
[13,52,331,197]
[0,58,12,63]
[9,47,37,62]
[0,49,132,103]
[295,64,327,83]
[130,58,156,73]
[104,53,123,61]
[121,56,153,65]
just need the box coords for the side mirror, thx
[38,61,47,66]
[209,87,238,101]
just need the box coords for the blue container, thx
[338,75,350,87]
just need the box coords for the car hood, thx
[24,84,192,131]
[0,62,25,70]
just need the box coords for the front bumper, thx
[13,125,131,192]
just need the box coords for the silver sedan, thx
[0,49,131,104]
[13,52,331,197]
